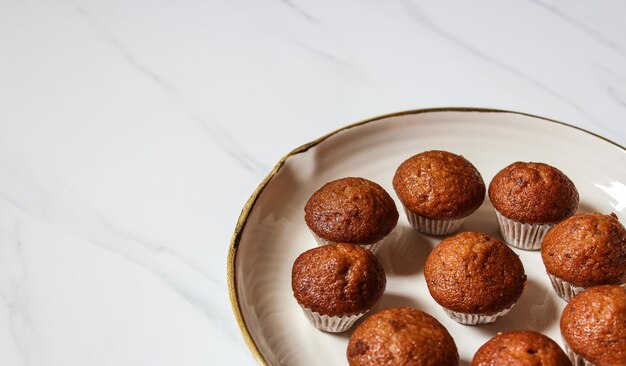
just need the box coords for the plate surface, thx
[228,108,626,366]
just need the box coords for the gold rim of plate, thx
[225,107,625,366]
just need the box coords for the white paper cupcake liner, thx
[563,339,595,366]
[494,210,554,250]
[443,305,514,325]
[403,207,465,235]
[299,305,365,333]
[549,276,626,302]
[548,274,586,302]
[308,229,386,254]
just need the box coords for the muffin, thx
[472,331,571,366]
[291,243,386,332]
[489,162,578,250]
[347,307,458,366]
[392,150,485,235]
[424,231,526,325]
[305,177,398,253]
[542,213,626,301]
[560,285,626,366]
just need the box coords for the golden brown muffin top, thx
[305,177,398,244]
[392,150,485,220]
[291,243,386,316]
[560,285,626,366]
[488,162,578,224]
[471,331,571,366]
[542,213,626,287]
[424,232,526,314]
[347,307,458,366]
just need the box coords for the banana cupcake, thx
[560,285,626,366]
[347,307,458,366]
[472,331,571,366]
[489,162,578,250]
[424,231,526,325]
[393,150,485,235]
[291,243,386,332]
[542,213,626,301]
[305,177,398,253]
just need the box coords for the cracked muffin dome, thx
[471,331,571,366]
[392,150,485,220]
[542,212,626,289]
[347,307,458,366]
[424,232,526,321]
[560,285,626,366]
[489,162,578,224]
[304,177,398,245]
[291,243,386,316]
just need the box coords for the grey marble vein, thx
[591,64,626,138]
[401,0,605,128]
[279,0,320,23]
[187,111,268,175]
[68,1,178,94]
[67,0,268,175]
[594,63,626,84]
[528,0,626,58]
[294,40,354,69]
[607,86,626,109]
[0,218,32,366]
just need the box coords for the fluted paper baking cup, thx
[548,274,586,302]
[549,275,626,302]
[563,339,595,366]
[403,207,465,235]
[494,210,553,250]
[308,229,386,253]
[443,305,514,325]
[299,305,365,333]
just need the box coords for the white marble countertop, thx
[1,1,625,365]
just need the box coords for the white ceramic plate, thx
[228,108,626,366]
